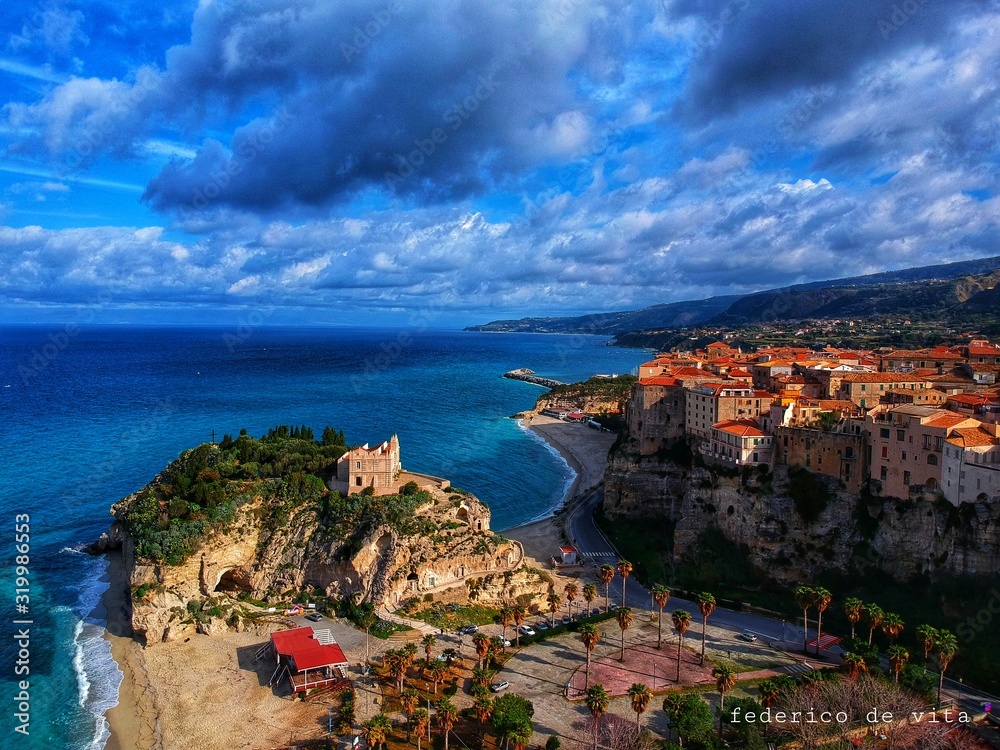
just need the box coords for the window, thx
[928,454,938,466]
[882,446,888,459]
[897,430,906,441]
[904,471,911,486]
[880,466,888,480]
[881,428,890,439]
[355,476,363,486]
[861,384,867,392]
[846,447,854,459]
[356,461,361,469]
[923,435,931,449]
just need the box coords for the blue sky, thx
[1,0,998,326]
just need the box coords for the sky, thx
[0,0,998,326]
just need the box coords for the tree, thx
[882,612,905,644]
[512,604,527,647]
[585,684,611,750]
[916,624,938,664]
[934,629,958,703]
[359,607,378,663]
[412,708,429,750]
[441,647,459,667]
[671,609,693,681]
[843,597,864,640]
[628,683,652,727]
[695,592,716,664]
[813,587,832,656]
[421,633,437,664]
[888,645,910,683]
[500,605,514,645]
[652,585,671,649]
[599,564,615,610]
[401,688,419,738]
[402,643,419,668]
[616,606,634,660]
[616,559,633,608]
[509,723,533,750]
[579,622,601,690]
[492,694,534,750]
[361,713,392,750]
[583,583,598,614]
[713,665,737,735]
[865,603,884,646]
[473,632,490,669]
[547,592,561,626]
[841,652,867,681]
[428,660,448,694]
[794,586,816,653]
[663,693,714,748]
[384,649,407,692]
[435,697,458,750]
[565,583,579,620]
[757,678,783,709]
[474,694,493,726]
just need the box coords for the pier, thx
[503,368,565,388]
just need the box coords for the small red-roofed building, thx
[942,423,1000,505]
[839,372,931,409]
[703,419,773,467]
[269,626,350,694]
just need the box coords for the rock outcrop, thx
[604,439,1000,585]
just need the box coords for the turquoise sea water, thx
[0,325,646,749]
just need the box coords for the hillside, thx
[465,254,1000,337]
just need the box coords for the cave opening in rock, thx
[215,568,250,594]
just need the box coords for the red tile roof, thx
[638,376,680,387]
[271,627,348,671]
[713,419,767,438]
[947,427,999,448]
[841,372,927,383]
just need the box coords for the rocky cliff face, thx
[114,485,543,645]
[604,439,1000,585]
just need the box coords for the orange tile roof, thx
[924,413,970,429]
[638,376,680,387]
[841,372,927,383]
[947,427,999,448]
[713,419,767,438]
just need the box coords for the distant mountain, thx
[466,255,1000,335]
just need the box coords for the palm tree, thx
[916,624,938,665]
[441,648,459,668]
[696,592,716,664]
[841,652,867,681]
[652,585,671,649]
[488,636,504,666]
[616,607,634,660]
[412,708,429,750]
[616,559,633,608]
[435,697,458,750]
[865,603,885,645]
[881,612,904,645]
[599,564,615,610]
[473,632,490,669]
[547,592,561,626]
[512,604,526,647]
[400,689,419,738]
[473,694,493,727]
[362,713,391,750]
[565,583,579,620]
[585,684,611,750]
[384,649,407,692]
[359,608,378,664]
[421,634,437,664]
[583,583,598,615]
[579,623,601,690]
[794,586,816,653]
[628,683,653,727]
[843,597,864,640]
[671,609,692,681]
[757,678,782,709]
[428,661,448,694]
[713,665,737,735]
[888,645,910,683]
[935,629,958,704]
[472,667,492,691]
[510,724,533,750]
[813,587,832,656]
[500,605,513,645]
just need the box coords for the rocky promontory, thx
[105,426,548,644]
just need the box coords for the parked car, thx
[561,615,571,625]
[535,621,549,631]
[490,680,510,693]
[739,631,758,642]
[305,612,323,622]
[459,624,478,635]
[501,638,512,648]
[518,624,536,636]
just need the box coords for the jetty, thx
[503,368,564,388]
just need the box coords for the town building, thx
[839,373,931,409]
[703,419,773,467]
[625,376,685,454]
[774,426,867,493]
[685,383,772,440]
[942,424,1000,505]
[333,435,402,495]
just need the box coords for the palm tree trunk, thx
[718,694,725,735]
[676,638,682,681]
[620,630,625,660]
[802,609,809,653]
[850,621,856,640]
[816,611,823,656]
[701,616,708,664]
[606,584,610,611]
[585,650,591,690]
[868,626,874,646]
[657,612,662,649]
[938,670,944,703]
[622,579,626,609]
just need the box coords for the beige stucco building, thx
[333,435,402,495]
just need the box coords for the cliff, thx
[603,439,1000,585]
[522,375,637,417]
[107,428,547,644]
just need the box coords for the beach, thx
[97,414,615,750]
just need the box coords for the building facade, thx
[333,435,402,495]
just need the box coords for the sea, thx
[0,324,647,749]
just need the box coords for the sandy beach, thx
[97,414,614,750]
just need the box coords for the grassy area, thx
[410,603,500,631]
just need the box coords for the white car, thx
[739,631,758,642]
[518,625,536,636]
[490,680,510,692]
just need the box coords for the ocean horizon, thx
[0,324,646,749]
